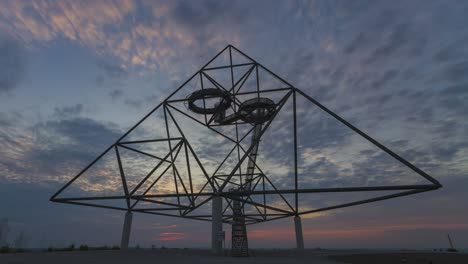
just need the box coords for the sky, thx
[0,0,468,250]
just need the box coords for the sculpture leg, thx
[211,196,223,254]
[120,211,133,250]
[294,215,304,250]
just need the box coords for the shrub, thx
[79,244,89,251]
[0,245,11,253]
[95,246,109,250]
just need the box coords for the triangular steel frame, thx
[51,45,442,225]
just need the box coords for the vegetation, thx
[2,217,123,254]
[1,218,30,254]
[0,245,30,254]
[1,245,11,253]
[79,244,89,251]
[45,244,121,252]
[47,244,76,252]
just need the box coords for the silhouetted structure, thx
[51,45,442,255]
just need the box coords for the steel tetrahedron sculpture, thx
[51,45,442,255]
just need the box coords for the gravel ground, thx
[2,249,466,264]
[0,249,341,264]
[329,252,468,264]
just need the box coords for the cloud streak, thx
[0,34,26,95]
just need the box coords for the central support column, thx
[120,211,133,250]
[211,195,223,255]
[294,215,304,250]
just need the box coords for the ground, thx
[1,249,467,264]
[330,251,468,264]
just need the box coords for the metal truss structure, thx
[51,45,442,250]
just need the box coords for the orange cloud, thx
[153,232,186,241]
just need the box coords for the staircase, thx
[231,124,262,257]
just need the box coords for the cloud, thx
[440,83,468,96]
[53,104,84,118]
[0,114,122,185]
[0,34,26,95]
[0,111,22,127]
[344,33,367,55]
[124,98,144,109]
[37,118,121,148]
[432,39,467,63]
[443,61,468,82]
[370,69,399,90]
[364,23,422,64]
[153,232,186,241]
[0,0,243,82]
[95,59,129,87]
[151,223,177,229]
[96,60,128,79]
[171,0,249,29]
[109,89,124,100]
[172,0,225,27]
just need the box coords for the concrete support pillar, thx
[120,211,133,250]
[211,195,223,254]
[294,215,304,250]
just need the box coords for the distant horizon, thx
[17,246,468,252]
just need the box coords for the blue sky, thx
[0,0,467,249]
